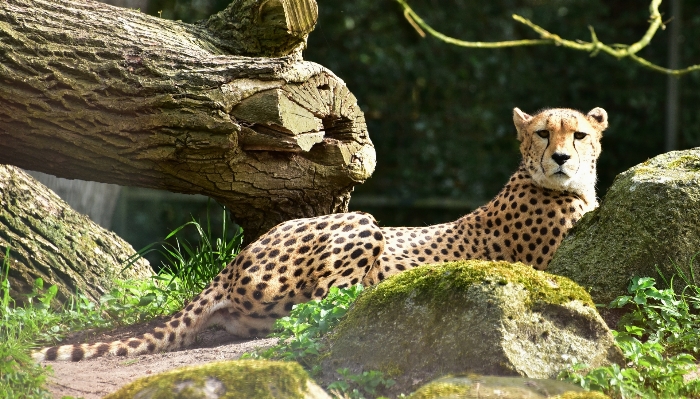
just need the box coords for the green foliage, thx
[560,276,700,399]
[0,206,242,398]
[612,276,700,355]
[243,285,364,368]
[327,368,396,399]
[96,276,181,326]
[149,205,243,305]
[1,247,54,399]
[123,204,243,310]
[30,205,244,340]
[241,285,398,397]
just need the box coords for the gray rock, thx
[319,261,621,396]
[548,148,700,307]
[409,374,610,399]
[103,359,331,399]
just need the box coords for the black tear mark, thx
[539,136,549,174]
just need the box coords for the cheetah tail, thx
[32,294,231,362]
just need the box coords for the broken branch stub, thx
[0,0,374,240]
[204,0,319,57]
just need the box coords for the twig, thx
[403,9,425,38]
[396,0,549,48]
[394,0,700,76]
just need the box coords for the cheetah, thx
[32,106,608,362]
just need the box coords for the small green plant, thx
[1,205,242,398]
[560,275,700,399]
[116,203,243,314]
[612,276,700,355]
[243,285,364,368]
[97,276,182,325]
[327,368,395,399]
[242,285,397,398]
[148,204,243,306]
[1,247,54,399]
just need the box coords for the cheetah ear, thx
[513,107,532,142]
[586,107,608,132]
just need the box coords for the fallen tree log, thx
[0,165,152,305]
[0,0,375,241]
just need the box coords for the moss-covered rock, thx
[319,261,621,395]
[104,359,330,399]
[548,148,700,307]
[409,375,610,399]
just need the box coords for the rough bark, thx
[0,0,375,241]
[0,165,152,306]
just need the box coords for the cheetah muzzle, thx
[33,106,608,361]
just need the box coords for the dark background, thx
[103,0,699,255]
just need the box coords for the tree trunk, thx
[0,166,152,306]
[0,0,375,241]
[101,0,149,10]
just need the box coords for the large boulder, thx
[319,260,621,396]
[104,359,330,399]
[548,148,700,307]
[409,375,609,399]
[0,165,152,306]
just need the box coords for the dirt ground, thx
[41,316,277,399]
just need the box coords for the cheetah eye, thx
[573,132,587,140]
[535,130,549,139]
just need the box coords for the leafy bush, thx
[560,275,700,399]
[244,285,364,368]
[1,248,54,399]
[613,276,700,355]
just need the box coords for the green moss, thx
[105,360,313,399]
[667,154,700,171]
[344,260,593,327]
[409,381,468,398]
[408,375,610,399]
[558,392,611,399]
[319,260,616,394]
[379,362,404,378]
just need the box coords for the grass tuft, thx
[1,246,54,399]
[0,205,242,398]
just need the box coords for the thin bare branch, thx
[403,9,425,38]
[396,0,550,48]
[395,0,700,76]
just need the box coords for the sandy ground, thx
[41,317,277,399]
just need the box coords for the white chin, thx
[550,173,571,182]
[536,173,573,191]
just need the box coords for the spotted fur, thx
[32,107,608,362]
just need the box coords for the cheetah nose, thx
[551,153,570,165]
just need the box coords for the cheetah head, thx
[513,107,608,204]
